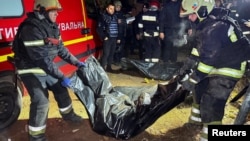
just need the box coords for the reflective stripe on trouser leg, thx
[200,121,222,141]
[59,104,73,114]
[29,125,46,136]
[19,74,49,136]
[200,125,208,141]
[48,79,73,114]
[28,103,49,136]
[189,103,202,124]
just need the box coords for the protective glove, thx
[178,69,193,82]
[182,79,196,91]
[61,77,71,88]
[77,62,86,68]
[180,70,199,92]
[179,57,197,75]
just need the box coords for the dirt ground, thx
[0,48,248,141]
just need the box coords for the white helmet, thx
[180,0,215,19]
[34,0,62,11]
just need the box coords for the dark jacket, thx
[96,11,119,40]
[114,10,127,39]
[138,7,159,37]
[194,8,250,80]
[13,12,80,80]
[159,0,182,32]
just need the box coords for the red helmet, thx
[150,0,160,8]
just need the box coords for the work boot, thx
[62,110,83,123]
[29,134,48,141]
[106,65,120,73]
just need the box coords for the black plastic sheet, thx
[120,58,183,81]
[70,55,189,140]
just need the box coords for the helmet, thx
[114,0,122,7]
[150,0,160,9]
[34,0,62,11]
[180,0,215,19]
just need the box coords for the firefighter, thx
[12,0,85,140]
[138,0,161,62]
[179,0,250,140]
[134,2,150,60]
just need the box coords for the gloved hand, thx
[179,57,197,75]
[77,62,86,68]
[61,77,71,88]
[180,71,199,91]
[182,79,196,91]
[178,69,193,82]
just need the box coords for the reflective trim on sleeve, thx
[138,23,143,28]
[23,40,45,46]
[197,62,214,74]
[144,31,159,37]
[228,25,238,42]
[17,68,46,75]
[142,15,156,21]
[191,48,199,56]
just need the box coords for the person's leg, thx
[165,36,176,63]
[47,75,83,123]
[106,38,119,73]
[100,39,112,70]
[188,78,209,125]
[151,37,161,62]
[138,39,145,60]
[143,37,151,62]
[107,38,117,65]
[234,86,250,124]
[161,37,170,62]
[21,74,49,141]
[170,45,178,62]
[199,76,237,141]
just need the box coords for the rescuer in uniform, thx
[12,0,86,140]
[179,0,250,140]
[138,0,161,62]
